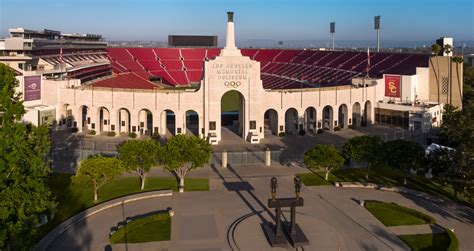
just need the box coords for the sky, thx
[1,0,473,42]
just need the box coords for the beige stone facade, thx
[428,56,463,109]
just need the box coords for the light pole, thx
[330,22,335,50]
[374,16,381,52]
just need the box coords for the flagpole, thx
[60,38,63,81]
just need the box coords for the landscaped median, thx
[364,200,435,227]
[35,173,208,247]
[297,167,472,208]
[36,189,173,250]
[109,212,171,244]
[363,200,459,251]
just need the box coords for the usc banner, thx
[385,75,401,98]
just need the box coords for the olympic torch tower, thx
[220,12,242,57]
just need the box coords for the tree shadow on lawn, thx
[333,167,474,225]
[37,173,94,250]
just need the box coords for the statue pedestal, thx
[262,222,287,247]
[283,222,309,247]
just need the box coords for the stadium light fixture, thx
[330,22,335,50]
[374,16,381,52]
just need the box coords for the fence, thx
[52,141,282,168]
[210,150,282,166]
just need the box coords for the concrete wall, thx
[428,56,463,108]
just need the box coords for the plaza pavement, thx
[45,164,474,251]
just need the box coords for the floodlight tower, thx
[374,15,381,52]
[330,22,335,50]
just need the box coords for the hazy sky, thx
[1,0,473,41]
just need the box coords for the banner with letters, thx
[384,75,401,98]
[24,75,41,101]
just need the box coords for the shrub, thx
[447,229,459,251]
[278,132,285,137]
[298,130,306,136]
[70,127,78,133]
[89,130,96,135]
[107,131,116,137]
[152,132,160,140]
[334,126,341,131]
[317,129,324,134]
[128,132,137,138]
[348,125,354,129]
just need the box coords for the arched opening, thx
[352,102,361,127]
[363,101,372,127]
[304,107,317,133]
[160,109,175,136]
[338,104,348,129]
[323,106,334,130]
[63,104,73,128]
[98,107,110,133]
[264,109,278,136]
[185,110,199,136]
[118,108,131,134]
[138,109,153,136]
[80,105,89,131]
[221,90,245,138]
[285,108,299,134]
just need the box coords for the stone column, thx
[265,148,271,166]
[222,150,228,168]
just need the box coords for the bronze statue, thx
[271,177,277,200]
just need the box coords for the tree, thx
[0,63,55,249]
[161,135,211,192]
[384,140,426,185]
[443,44,452,55]
[426,147,456,177]
[342,135,384,179]
[441,101,474,201]
[431,43,442,102]
[304,145,345,180]
[73,156,123,202]
[118,139,161,190]
[452,56,464,103]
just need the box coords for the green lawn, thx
[364,201,435,227]
[298,172,333,186]
[109,212,171,244]
[327,167,472,207]
[399,233,452,251]
[36,174,207,243]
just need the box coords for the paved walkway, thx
[44,163,474,251]
[388,224,446,235]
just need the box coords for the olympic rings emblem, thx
[224,81,241,88]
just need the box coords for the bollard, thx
[265,148,271,166]
[222,150,228,168]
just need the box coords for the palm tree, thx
[444,44,453,104]
[452,56,464,105]
[444,44,453,56]
[431,43,442,102]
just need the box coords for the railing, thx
[211,150,282,166]
[52,142,282,169]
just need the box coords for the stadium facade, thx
[0,12,462,144]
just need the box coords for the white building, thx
[2,12,462,144]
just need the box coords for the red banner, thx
[385,75,401,98]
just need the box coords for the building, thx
[1,12,463,144]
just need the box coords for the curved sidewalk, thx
[36,189,173,251]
